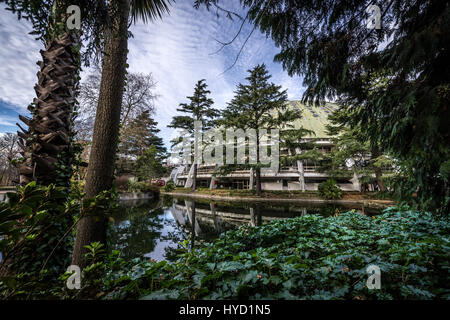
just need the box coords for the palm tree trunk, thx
[2,3,80,278]
[17,27,80,187]
[72,0,130,268]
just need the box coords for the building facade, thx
[169,102,378,192]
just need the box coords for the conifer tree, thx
[168,79,219,190]
[222,64,294,196]
[118,110,166,174]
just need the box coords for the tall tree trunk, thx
[371,146,385,192]
[17,12,80,187]
[255,135,262,196]
[255,167,261,196]
[72,0,130,268]
[192,163,197,191]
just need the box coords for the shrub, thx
[0,183,118,299]
[126,178,140,192]
[124,179,160,194]
[114,175,134,190]
[318,179,343,199]
[163,180,175,192]
[138,181,159,194]
[0,182,76,299]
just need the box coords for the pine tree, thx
[168,79,219,190]
[134,145,167,180]
[118,110,166,175]
[222,64,293,196]
[326,108,396,192]
[116,110,167,174]
[121,110,166,157]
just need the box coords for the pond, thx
[108,196,381,263]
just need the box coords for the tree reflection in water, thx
[108,198,186,262]
[108,196,379,262]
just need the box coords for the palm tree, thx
[3,0,111,187]
[15,2,82,187]
[71,0,172,267]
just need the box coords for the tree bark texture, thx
[72,0,130,268]
[17,30,80,186]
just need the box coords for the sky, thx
[0,1,305,148]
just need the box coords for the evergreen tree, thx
[134,145,167,180]
[118,110,166,175]
[121,110,166,157]
[323,108,394,192]
[222,64,293,196]
[168,79,219,190]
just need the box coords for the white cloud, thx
[0,4,42,111]
[0,114,16,127]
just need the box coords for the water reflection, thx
[108,196,379,262]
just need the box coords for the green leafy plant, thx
[100,207,449,300]
[84,242,106,264]
[0,183,119,299]
[126,178,141,193]
[318,179,343,199]
[163,180,175,192]
[137,181,159,194]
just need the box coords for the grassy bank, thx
[166,187,393,200]
[161,188,395,210]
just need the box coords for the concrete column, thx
[249,167,254,190]
[351,172,361,191]
[209,176,217,189]
[297,160,305,192]
[185,164,195,188]
[210,203,221,232]
[301,207,307,216]
[249,207,255,226]
[209,165,218,189]
[250,206,261,226]
[295,147,305,192]
[185,200,201,236]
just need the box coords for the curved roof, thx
[287,101,337,138]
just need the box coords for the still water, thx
[108,196,381,262]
